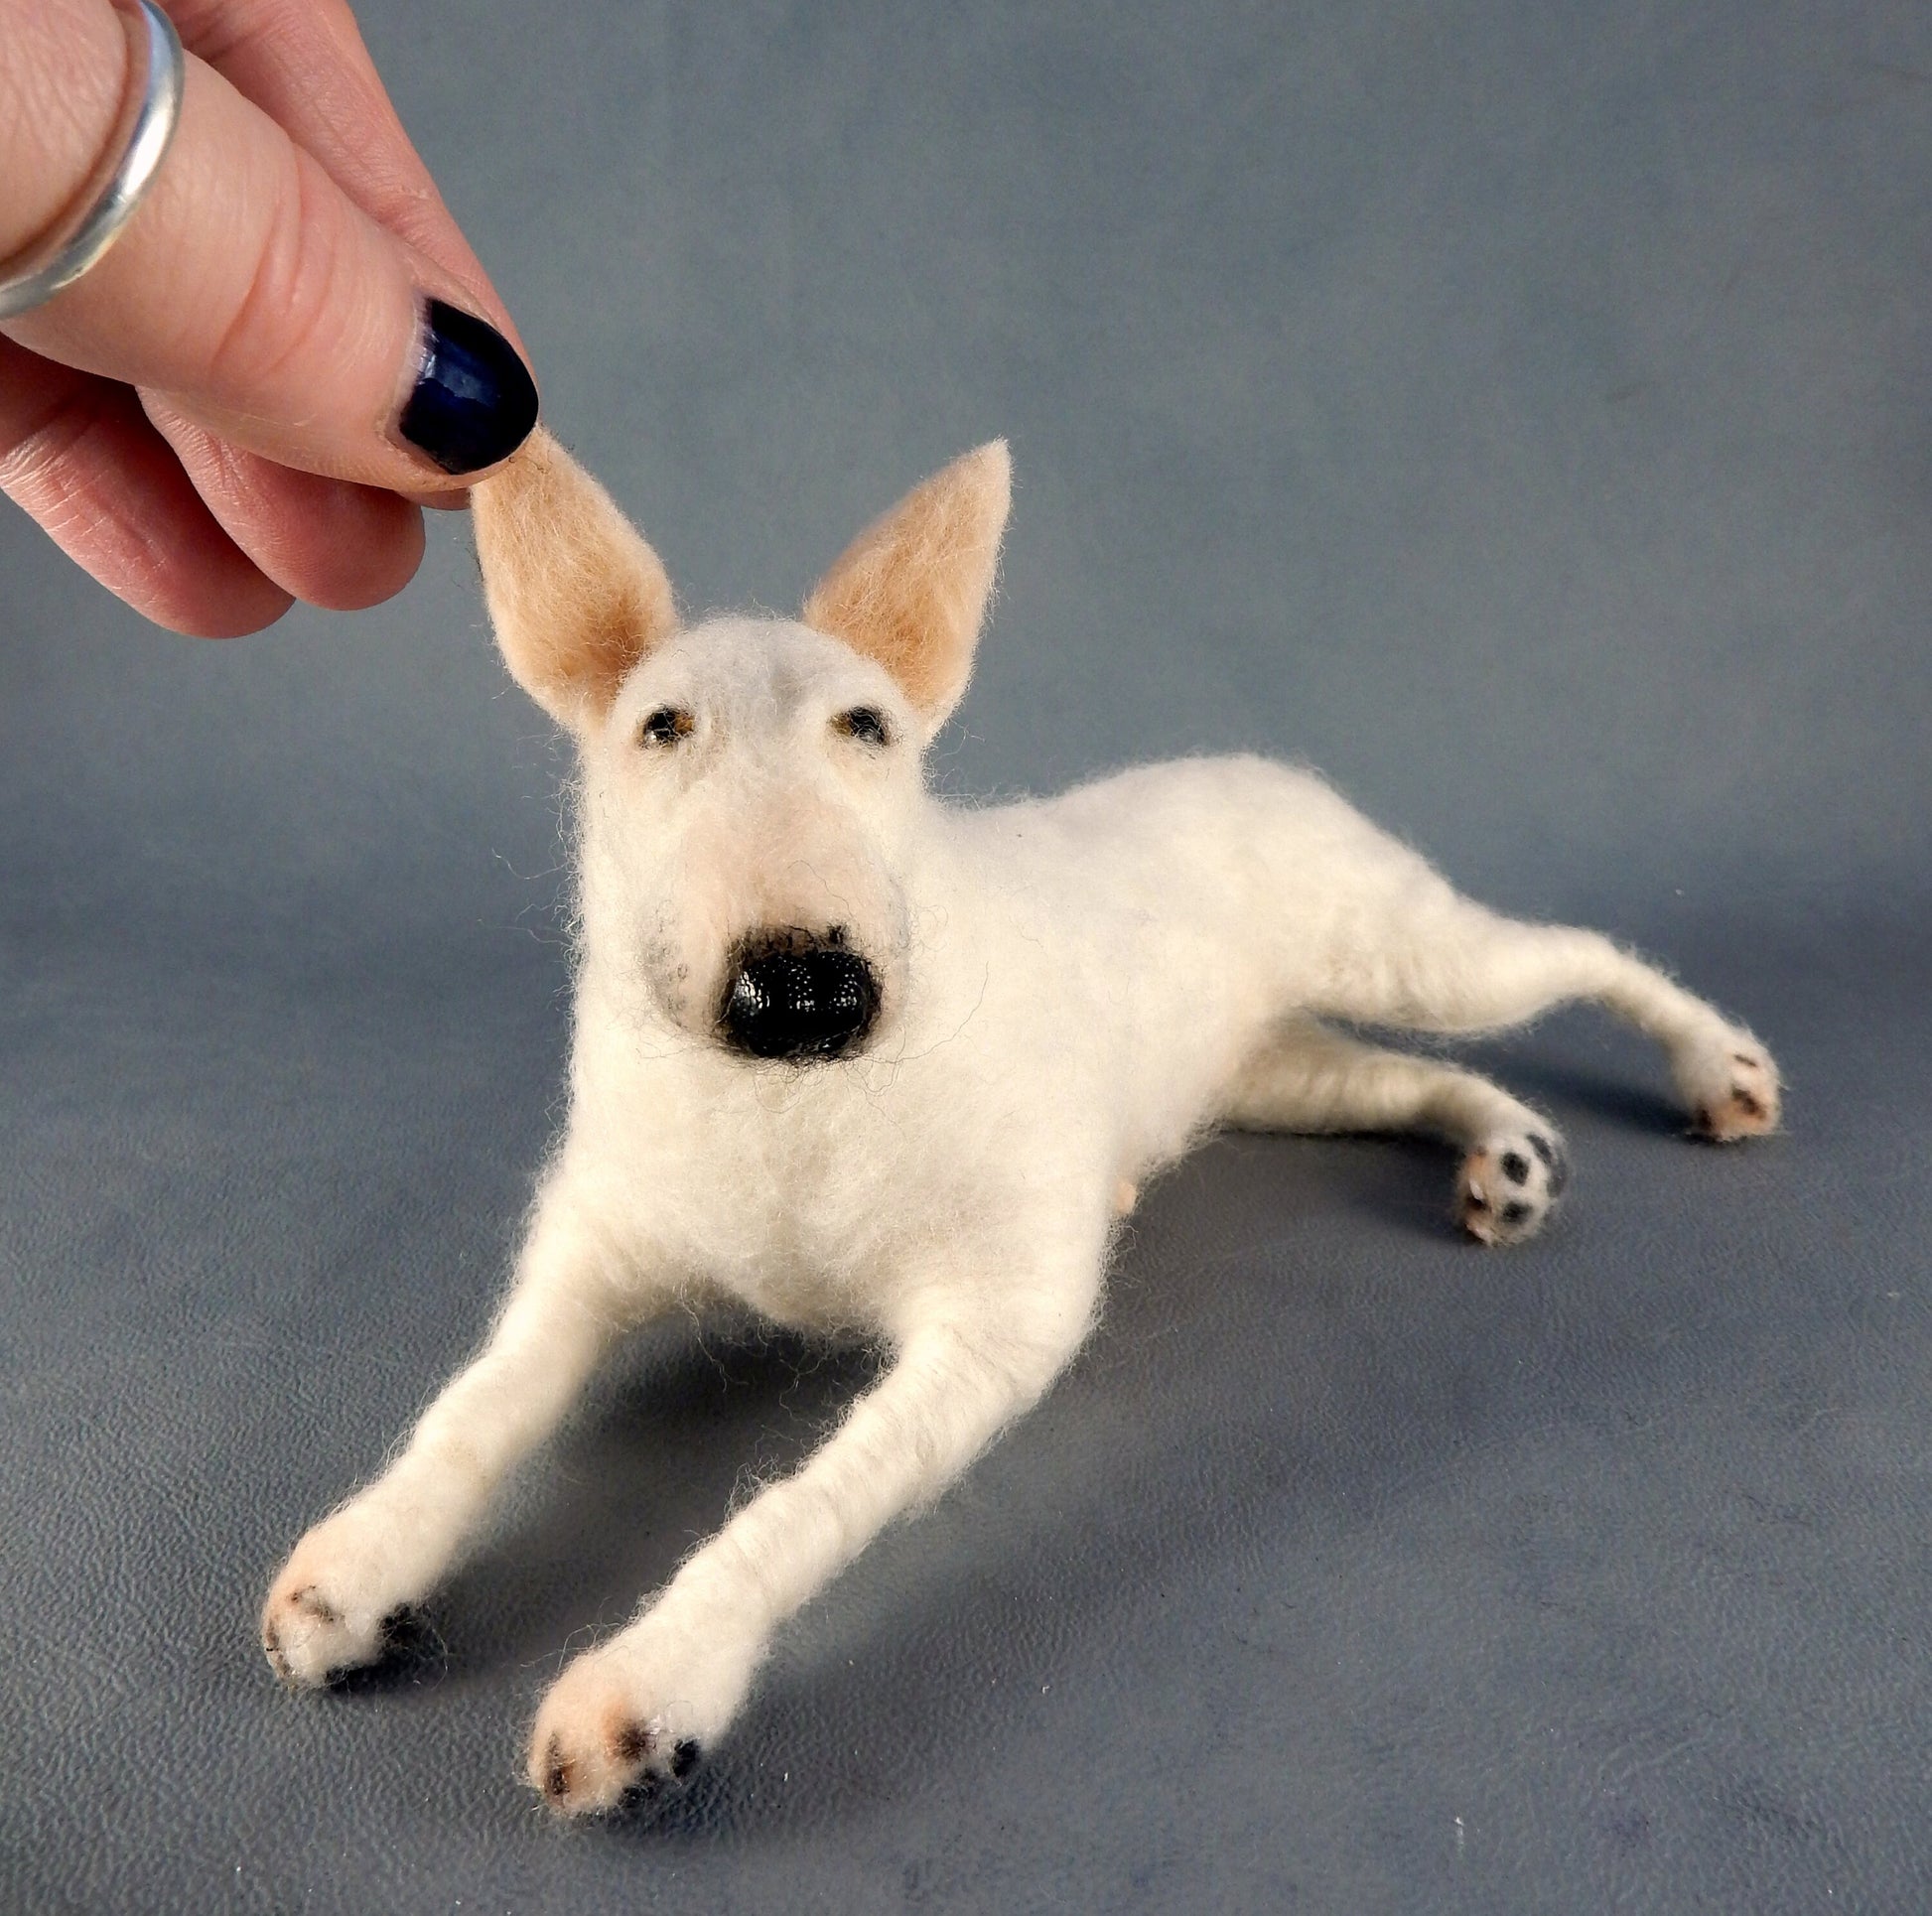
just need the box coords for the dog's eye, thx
[639,706,694,748]
[833,707,891,748]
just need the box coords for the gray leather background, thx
[3,2,1928,1910]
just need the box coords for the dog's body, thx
[262,434,1780,1813]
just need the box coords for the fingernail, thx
[396,298,539,477]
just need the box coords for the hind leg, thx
[1226,1018,1569,1244]
[1311,903,1780,1143]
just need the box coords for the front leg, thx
[261,1177,656,1686]
[529,1266,1097,1814]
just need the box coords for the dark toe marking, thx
[1464,1190,1489,1212]
[1500,1151,1529,1184]
[543,1735,575,1801]
[1694,1106,1715,1135]
[263,1622,291,1681]
[1527,1132,1569,1193]
[291,1587,341,1626]
[614,1721,654,1766]
[1733,1088,1765,1119]
[1501,1200,1531,1226]
[1733,1051,1757,1066]
[671,1739,701,1780]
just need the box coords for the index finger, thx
[160,0,525,357]
[3,3,539,490]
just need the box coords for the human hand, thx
[0,0,539,635]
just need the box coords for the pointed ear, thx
[472,428,678,730]
[801,440,1011,735]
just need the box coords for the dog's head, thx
[472,432,1010,1063]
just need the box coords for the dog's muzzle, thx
[719,928,881,1061]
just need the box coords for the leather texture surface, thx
[2,2,1928,1910]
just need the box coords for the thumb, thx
[1,0,537,486]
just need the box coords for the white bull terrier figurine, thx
[261,430,1780,1813]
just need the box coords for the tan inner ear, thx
[472,428,678,728]
[801,440,1011,726]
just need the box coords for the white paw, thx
[1678,1037,1781,1143]
[260,1506,418,1688]
[528,1607,761,1816]
[1457,1125,1567,1246]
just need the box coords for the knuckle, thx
[0,385,124,525]
[201,146,377,406]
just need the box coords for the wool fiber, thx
[262,432,1781,1814]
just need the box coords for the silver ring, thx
[0,0,186,322]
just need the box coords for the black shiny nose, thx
[719,930,881,1060]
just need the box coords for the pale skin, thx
[262,431,1779,1814]
[0,0,536,633]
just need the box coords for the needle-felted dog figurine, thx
[261,430,1781,1813]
